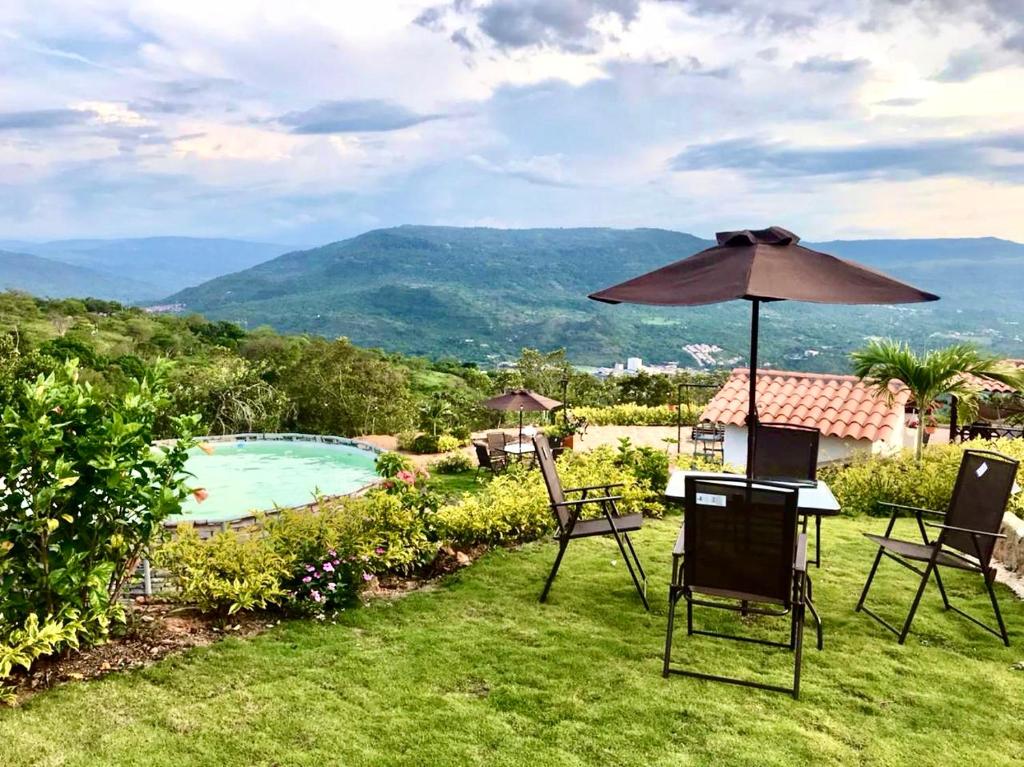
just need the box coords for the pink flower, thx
[306,564,315,572]
[332,558,340,565]
[328,549,337,557]
[302,576,312,584]
[375,546,385,555]
[327,582,337,591]
[362,572,373,582]
[192,487,209,503]
[323,562,334,572]
[397,470,416,485]
[311,590,323,602]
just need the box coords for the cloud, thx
[875,97,922,107]
[450,28,476,51]
[467,153,579,187]
[413,6,446,31]
[277,100,445,134]
[0,108,95,131]
[669,133,1024,182]
[1005,29,1024,53]
[475,0,639,50]
[797,56,869,74]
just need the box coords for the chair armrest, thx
[672,523,686,557]
[877,502,943,517]
[563,482,625,494]
[925,522,1006,540]
[794,533,808,573]
[552,495,624,507]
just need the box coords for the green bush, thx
[375,451,413,479]
[820,438,1024,517]
[0,359,197,695]
[435,447,663,547]
[614,438,670,495]
[573,403,700,427]
[435,434,464,453]
[432,451,474,474]
[155,526,289,619]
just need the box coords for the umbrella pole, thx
[746,298,760,478]
[519,409,523,446]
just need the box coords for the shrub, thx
[615,438,670,495]
[0,359,198,695]
[375,451,413,478]
[820,438,1024,517]
[573,403,701,427]
[433,451,474,474]
[155,526,288,619]
[435,434,464,453]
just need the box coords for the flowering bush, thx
[289,549,363,617]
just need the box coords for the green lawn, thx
[3,516,1024,767]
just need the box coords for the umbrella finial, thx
[716,227,799,247]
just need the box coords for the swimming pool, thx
[173,436,382,523]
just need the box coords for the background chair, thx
[856,449,1019,646]
[752,421,820,484]
[533,434,648,609]
[663,475,822,699]
[473,441,506,475]
[691,421,725,462]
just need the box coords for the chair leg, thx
[611,529,649,610]
[856,544,886,612]
[814,515,822,568]
[540,538,569,603]
[623,531,647,582]
[806,579,823,651]
[898,560,935,644]
[663,587,680,677]
[984,574,1011,647]
[931,564,951,610]
[792,604,804,700]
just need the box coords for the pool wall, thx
[158,432,386,535]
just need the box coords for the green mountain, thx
[167,226,1024,371]
[0,250,154,302]
[2,237,290,300]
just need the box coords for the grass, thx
[3,515,1024,767]
[428,470,489,498]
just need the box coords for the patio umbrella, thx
[588,226,939,477]
[482,389,562,445]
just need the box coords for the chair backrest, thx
[533,434,570,530]
[683,476,800,605]
[752,422,820,483]
[487,432,507,452]
[473,442,491,469]
[943,449,1019,567]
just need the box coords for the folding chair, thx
[752,421,826,566]
[533,434,648,609]
[856,449,1018,646]
[663,475,822,699]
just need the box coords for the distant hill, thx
[0,250,154,302]
[167,226,1024,370]
[1,237,289,301]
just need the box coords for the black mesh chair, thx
[856,449,1019,646]
[473,441,506,475]
[533,434,648,609]
[752,421,820,484]
[663,476,822,699]
[752,421,829,567]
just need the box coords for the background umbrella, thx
[482,389,562,445]
[589,226,939,477]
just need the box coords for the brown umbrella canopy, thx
[588,227,939,477]
[482,389,562,412]
[589,227,939,306]
[482,389,562,445]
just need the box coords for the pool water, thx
[175,440,380,522]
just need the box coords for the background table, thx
[664,470,841,567]
[501,442,535,455]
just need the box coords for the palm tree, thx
[851,340,1024,461]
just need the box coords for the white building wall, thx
[722,424,897,469]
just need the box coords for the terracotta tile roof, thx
[700,368,909,442]
[968,359,1024,394]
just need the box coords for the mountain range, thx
[166,226,1024,371]
[3,225,1022,371]
[0,237,289,301]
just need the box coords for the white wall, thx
[722,424,897,469]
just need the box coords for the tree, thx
[851,340,1024,461]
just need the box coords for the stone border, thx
[995,511,1024,599]
[159,432,385,531]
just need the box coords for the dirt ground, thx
[360,426,697,468]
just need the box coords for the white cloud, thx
[0,0,1021,241]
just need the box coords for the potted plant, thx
[544,411,588,449]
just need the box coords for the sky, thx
[1,0,1022,245]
